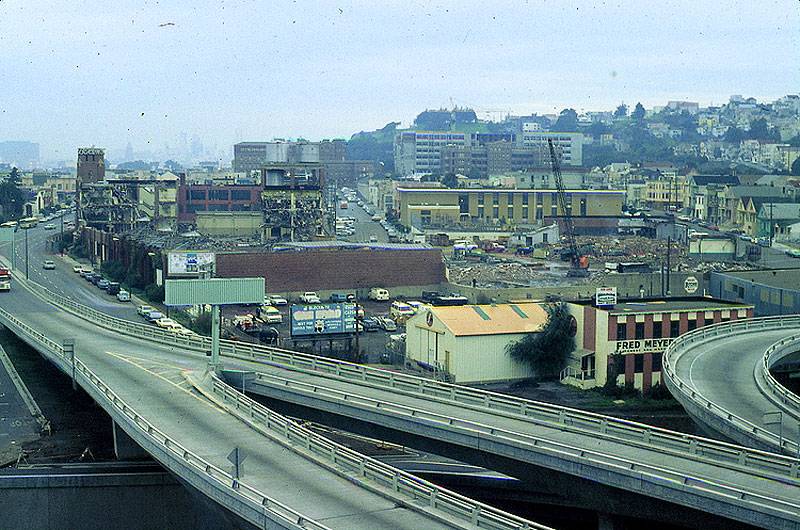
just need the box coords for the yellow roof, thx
[431,303,547,337]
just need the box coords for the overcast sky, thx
[2,0,798,161]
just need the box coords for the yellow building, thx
[405,303,548,383]
[397,187,625,229]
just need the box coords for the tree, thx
[551,108,578,132]
[614,103,629,118]
[7,167,21,185]
[505,302,576,379]
[631,102,646,122]
[748,118,780,143]
[723,126,746,144]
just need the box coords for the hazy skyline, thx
[2,0,798,161]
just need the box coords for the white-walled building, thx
[405,303,548,384]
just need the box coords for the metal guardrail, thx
[663,316,800,455]
[244,369,800,521]
[0,304,331,530]
[23,281,800,482]
[761,335,800,419]
[207,375,545,530]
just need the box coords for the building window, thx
[634,354,644,373]
[580,198,587,216]
[477,194,484,206]
[231,189,251,201]
[635,322,644,339]
[687,319,697,331]
[492,205,499,218]
[477,206,484,218]
[669,320,680,337]
[190,190,207,201]
[210,189,229,201]
[616,322,626,340]
[492,193,499,205]
[507,206,514,219]
[652,352,663,372]
[652,321,663,338]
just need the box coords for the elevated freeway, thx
[663,317,800,455]
[0,270,544,530]
[18,270,800,530]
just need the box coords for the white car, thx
[73,265,83,273]
[258,305,283,324]
[0,280,10,292]
[43,260,55,270]
[300,291,321,304]
[44,223,56,230]
[265,294,288,306]
[117,290,131,302]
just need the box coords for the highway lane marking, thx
[104,351,223,413]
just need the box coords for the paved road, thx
[336,201,388,243]
[670,328,800,446]
[0,280,471,529]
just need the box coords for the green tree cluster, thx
[0,167,25,222]
[506,303,576,380]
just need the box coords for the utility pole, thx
[24,227,29,280]
[666,236,671,296]
[60,210,64,255]
[769,202,774,247]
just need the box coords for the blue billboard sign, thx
[290,303,357,337]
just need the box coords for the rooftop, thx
[570,296,751,314]
[430,303,547,337]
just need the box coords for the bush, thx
[143,283,164,303]
[475,292,491,305]
[191,312,212,335]
[643,382,673,401]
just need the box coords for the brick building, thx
[564,297,754,391]
[177,183,261,224]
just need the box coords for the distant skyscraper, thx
[124,142,134,161]
[77,148,105,184]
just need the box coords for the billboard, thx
[290,303,357,337]
[595,286,617,307]
[167,251,215,277]
[165,278,265,306]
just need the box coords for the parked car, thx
[79,268,92,277]
[117,290,131,302]
[73,265,83,273]
[97,279,109,290]
[379,317,397,331]
[390,301,415,321]
[155,317,180,329]
[145,310,165,322]
[42,260,55,270]
[137,305,155,317]
[264,294,288,306]
[329,293,349,302]
[361,316,381,332]
[89,274,103,285]
[300,291,321,304]
[368,287,389,301]
[43,223,56,230]
[0,280,10,292]
[106,282,121,295]
[258,305,283,324]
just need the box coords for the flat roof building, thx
[564,297,754,392]
[405,303,548,384]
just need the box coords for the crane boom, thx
[548,138,588,276]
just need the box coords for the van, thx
[368,287,389,301]
[258,305,283,324]
[390,301,415,321]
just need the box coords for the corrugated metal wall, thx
[710,271,800,316]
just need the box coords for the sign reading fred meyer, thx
[613,338,674,355]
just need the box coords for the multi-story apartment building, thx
[517,131,583,167]
[394,131,467,176]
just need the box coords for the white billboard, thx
[596,287,617,307]
[167,251,215,277]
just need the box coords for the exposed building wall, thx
[215,248,447,291]
[195,212,262,237]
[77,148,105,184]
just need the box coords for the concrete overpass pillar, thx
[112,420,149,460]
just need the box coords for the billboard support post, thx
[210,304,221,370]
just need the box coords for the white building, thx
[405,303,548,383]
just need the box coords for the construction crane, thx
[548,138,589,277]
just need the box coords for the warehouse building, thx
[396,187,625,233]
[405,303,548,384]
[563,297,754,391]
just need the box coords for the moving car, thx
[155,317,180,329]
[42,260,55,270]
[0,280,10,292]
[145,310,165,322]
[44,223,56,230]
[117,290,131,302]
[137,305,155,317]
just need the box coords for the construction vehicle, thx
[547,138,590,278]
